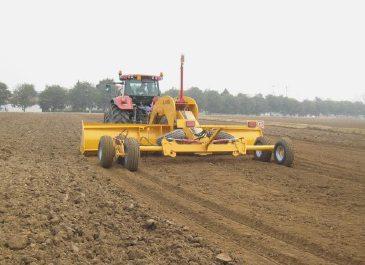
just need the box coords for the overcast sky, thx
[0,0,364,101]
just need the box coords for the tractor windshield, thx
[124,80,160,96]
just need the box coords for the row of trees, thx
[164,87,365,116]
[0,80,113,112]
[1,81,364,116]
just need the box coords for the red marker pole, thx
[177,54,185,104]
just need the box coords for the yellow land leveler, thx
[80,56,294,171]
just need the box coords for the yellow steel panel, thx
[80,121,170,155]
[80,122,264,156]
[140,146,163,152]
[148,95,176,129]
[176,119,185,128]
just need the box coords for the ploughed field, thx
[1,112,364,264]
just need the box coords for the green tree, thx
[11,84,37,112]
[251,94,268,115]
[220,89,237,114]
[185,87,205,110]
[236,93,250,114]
[68,81,96,112]
[39,85,68,112]
[204,90,223,113]
[300,100,317,116]
[0,82,11,108]
[163,87,179,97]
[285,97,300,115]
[95,78,115,111]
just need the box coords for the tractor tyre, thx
[104,103,131,123]
[274,137,294,167]
[98,135,115,168]
[253,136,272,162]
[207,130,235,140]
[159,116,168,124]
[156,129,186,146]
[123,138,140,172]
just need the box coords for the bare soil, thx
[1,112,364,265]
[203,114,365,129]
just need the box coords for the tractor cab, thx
[119,73,162,97]
[104,72,163,124]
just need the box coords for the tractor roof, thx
[119,73,163,81]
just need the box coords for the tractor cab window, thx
[124,80,160,96]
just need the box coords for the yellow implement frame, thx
[82,55,295,171]
[80,121,273,156]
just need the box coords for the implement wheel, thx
[274,137,294,167]
[123,138,140,172]
[98,135,115,168]
[253,136,272,162]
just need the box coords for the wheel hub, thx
[275,146,285,162]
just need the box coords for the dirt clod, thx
[216,253,233,263]
[126,203,135,210]
[145,218,157,230]
[6,235,29,250]
[127,248,147,260]
[71,243,79,253]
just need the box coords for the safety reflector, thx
[186,120,195,127]
[247,121,257,128]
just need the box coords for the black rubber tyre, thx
[116,156,125,165]
[274,137,294,167]
[123,138,140,172]
[156,129,186,146]
[207,130,235,140]
[104,102,131,123]
[159,116,168,124]
[98,135,115,168]
[253,136,272,162]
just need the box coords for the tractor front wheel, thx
[123,138,140,172]
[98,135,115,168]
[273,137,294,167]
[253,136,272,162]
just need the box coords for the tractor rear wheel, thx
[156,129,186,145]
[274,137,294,167]
[123,138,140,171]
[98,135,115,168]
[253,136,272,162]
[104,103,131,123]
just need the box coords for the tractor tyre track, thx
[134,168,361,265]
[97,162,362,265]
[105,166,311,265]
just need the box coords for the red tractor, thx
[104,72,163,124]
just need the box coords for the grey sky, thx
[0,0,364,101]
